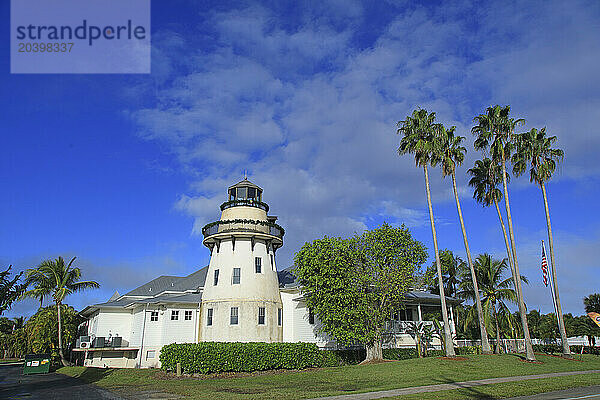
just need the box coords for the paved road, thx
[508,385,600,399]
[0,363,123,400]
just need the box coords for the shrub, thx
[532,344,600,356]
[160,342,339,374]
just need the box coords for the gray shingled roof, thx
[124,275,185,296]
[171,267,208,292]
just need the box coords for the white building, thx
[77,179,461,368]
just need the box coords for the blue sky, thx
[2,0,599,319]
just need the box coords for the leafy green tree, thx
[397,108,456,357]
[584,293,600,313]
[22,256,99,366]
[0,266,27,315]
[513,126,570,357]
[458,254,526,353]
[434,124,492,354]
[25,304,83,358]
[294,223,427,362]
[472,105,535,361]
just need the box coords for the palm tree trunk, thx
[493,300,501,354]
[424,165,455,357]
[541,182,571,358]
[451,172,492,354]
[500,157,535,361]
[56,301,68,366]
[493,199,515,276]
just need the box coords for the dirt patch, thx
[359,359,397,365]
[437,356,469,361]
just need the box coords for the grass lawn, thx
[0,358,22,364]
[58,354,600,400]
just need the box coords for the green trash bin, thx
[23,354,51,375]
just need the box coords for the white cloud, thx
[124,0,600,315]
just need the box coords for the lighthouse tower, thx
[199,179,284,342]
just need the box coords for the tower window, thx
[308,309,315,325]
[150,311,158,322]
[230,307,239,325]
[214,269,219,286]
[278,308,282,326]
[258,307,265,325]
[255,257,262,273]
[270,254,274,270]
[185,310,193,321]
[207,308,213,326]
[232,268,241,284]
[171,310,179,321]
[248,187,256,199]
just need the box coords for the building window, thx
[255,257,262,273]
[184,310,193,321]
[146,350,155,359]
[230,307,239,325]
[207,308,213,326]
[278,308,282,326]
[171,310,179,321]
[150,311,158,322]
[214,269,219,286]
[258,307,265,325]
[270,254,274,270]
[308,309,315,325]
[232,268,241,284]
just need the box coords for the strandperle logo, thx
[15,19,147,46]
[11,0,151,74]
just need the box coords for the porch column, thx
[417,304,422,321]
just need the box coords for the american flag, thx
[541,241,549,287]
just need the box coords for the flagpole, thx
[543,240,559,340]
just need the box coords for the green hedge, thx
[331,345,481,364]
[160,342,338,374]
[160,343,485,374]
[532,344,600,356]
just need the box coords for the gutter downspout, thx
[137,303,149,368]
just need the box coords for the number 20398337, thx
[18,42,74,52]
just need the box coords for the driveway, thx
[0,363,123,400]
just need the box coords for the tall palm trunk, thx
[493,199,515,276]
[541,183,571,357]
[56,301,68,366]
[424,165,455,357]
[451,172,492,354]
[500,157,535,361]
[492,300,501,354]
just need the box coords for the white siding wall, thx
[281,291,295,342]
[94,310,133,345]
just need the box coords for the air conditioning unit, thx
[78,335,91,348]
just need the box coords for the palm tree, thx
[22,256,99,366]
[397,108,455,357]
[513,127,570,357]
[584,293,600,313]
[458,254,527,353]
[435,124,492,354]
[471,105,535,361]
[467,158,515,283]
